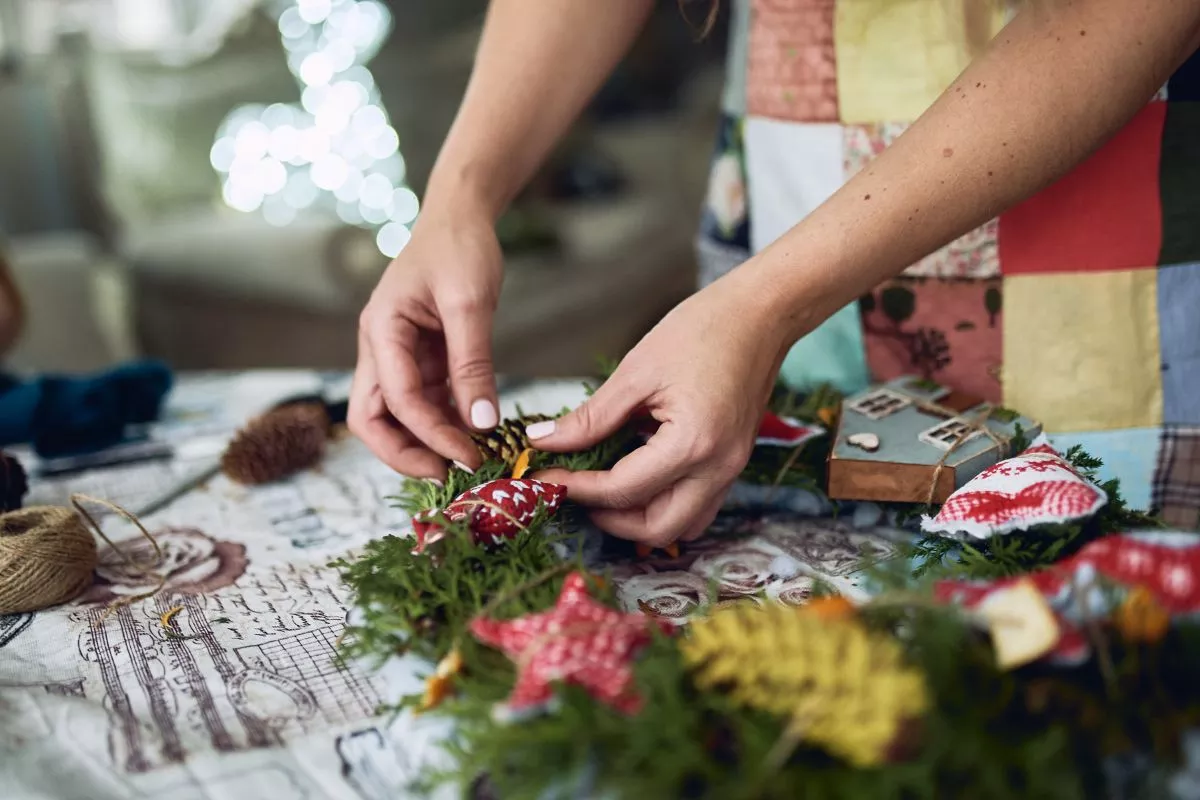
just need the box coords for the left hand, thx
[531,268,798,547]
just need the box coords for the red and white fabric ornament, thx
[935,531,1200,665]
[470,572,671,719]
[412,478,567,553]
[755,410,825,448]
[921,437,1107,539]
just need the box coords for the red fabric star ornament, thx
[756,410,825,448]
[469,572,670,718]
[412,478,567,553]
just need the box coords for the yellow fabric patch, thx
[834,0,1007,124]
[1002,270,1163,432]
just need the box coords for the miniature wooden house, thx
[827,376,1042,504]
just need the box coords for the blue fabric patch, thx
[1168,48,1200,102]
[1157,261,1200,424]
[779,302,871,395]
[1046,427,1161,512]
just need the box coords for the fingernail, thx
[470,399,498,430]
[426,478,444,489]
[452,460,475,475]
[525,420,556,440]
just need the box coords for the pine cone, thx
[470,414,553,465]
[221,403,329,486]
[0,451,27,512]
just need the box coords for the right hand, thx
[349,207,503,480]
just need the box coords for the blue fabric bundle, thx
[0,360,173,457]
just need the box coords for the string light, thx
[210,0,416,257]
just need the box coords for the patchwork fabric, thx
[700,114,750,249]
[746,0,838,123]
[833,0,1005,124]
[997,103,1166,275]
[720,0,751,115]
[1047,428,1162,513]
[860,277,1002,404]
[1153,427,1200,530]
[1002,270,1162,433]
[702,4,1200,512]
[744,118,843,251]
[1156,262,1200,424]
[1158,103,1200,267]
[1167,49,1200,102]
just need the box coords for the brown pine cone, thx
[221,403,329,486]
[470,414,553,465]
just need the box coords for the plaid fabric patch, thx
[1153,426,1200,530]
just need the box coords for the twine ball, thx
[221,402,330,486]
[1,451,28,512]
[0,506,97,615]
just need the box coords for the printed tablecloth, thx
[0,372,907,799]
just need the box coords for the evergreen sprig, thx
[336,380,1197,800]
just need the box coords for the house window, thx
[919,418,982,451]
[847,388,911,420]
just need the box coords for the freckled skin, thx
[942,147,955,158]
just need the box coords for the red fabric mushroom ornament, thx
[412,477,567,553]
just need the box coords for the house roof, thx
[832,376,1041,468]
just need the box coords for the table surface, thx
[0,371,903,800]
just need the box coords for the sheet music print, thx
[74,559,384,774]
[337,727,411,800]
[255,442,410,551]
[0,613,33,648]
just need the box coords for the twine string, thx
[69,493,166,621]
[913,401,1010,507]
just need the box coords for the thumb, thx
[441,298,499,432]
[528,372,643,452]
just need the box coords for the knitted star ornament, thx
[412,478,567,552]
[469,572,670,719]
[680,602,928,768]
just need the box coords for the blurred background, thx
[0,0,727,378]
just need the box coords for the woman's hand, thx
[532,267,799,547]
[349,206,503,481]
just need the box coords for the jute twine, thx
[914,400,1011,506]
[0,493,163,616]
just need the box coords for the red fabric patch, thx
[746,0,838,122]
[861,278,1002,404]
[756,411,825,447]
[998,102,1165,274]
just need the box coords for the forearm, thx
[422,0,655,222]
[748,0,1200,342]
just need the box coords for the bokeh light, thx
[213,0,417,256]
